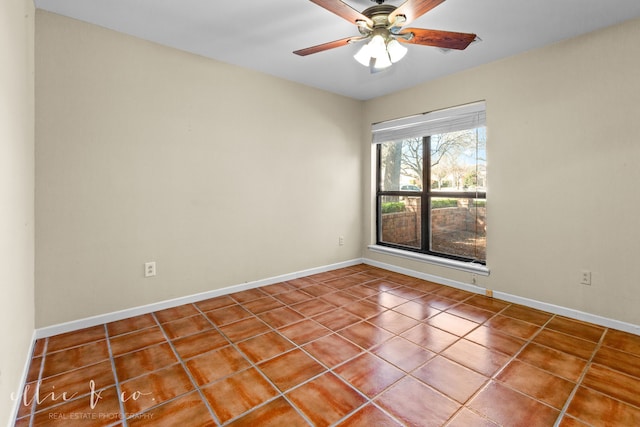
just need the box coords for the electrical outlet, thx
[144,262,156,278]
[339,236,345,246]
[580,270,591,286]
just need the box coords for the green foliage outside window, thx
[381,202,406,213]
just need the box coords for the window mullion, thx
[375,144,382,245]
[422,135,430,253]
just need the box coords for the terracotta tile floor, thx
[14,264,640,426]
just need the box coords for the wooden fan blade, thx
[310,0,373,26]
[390,0,446,26]
[294,36,357,56]
[398,28,477,50]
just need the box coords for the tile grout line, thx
[250,281,448,426]
[440,300,555,424]
[481,309,564,416]
[24,280,360,426]
[148,274,476,425]
[185,302,269,422]
[259,282,417,425]
[486,304,553,379]
[196,275,486,425]
[358,272,494,424]
[21,336,124,427]
[27,337,49,427]
[150,310,223,426]
[104,324,130,427]
[200,298,330,426]
[107,318,222,424]
[376,279,640,425]
[203,282,408,425]
[411,296,506,425]
[295,276,488,425]
[191,300,316,426]
[553,326,608,427]
[266,338,392,426]
[446,305,605,426]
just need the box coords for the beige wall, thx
[363,17,640,325]
[0,0,35,423]
[35,11,363,327]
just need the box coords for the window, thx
[374,102,487,264]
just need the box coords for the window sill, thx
[367,245,490,276]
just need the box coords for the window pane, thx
[430,198,486,262]
[379,195,421,249]
[430,128,486,192]
[380,139,423,191]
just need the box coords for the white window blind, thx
[371,101,486,144]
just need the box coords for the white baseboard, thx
[365,257,487,294]
[492,291,640,336]
[35,258,363,339]
[34,256,640,340]
[363,257,640,336]
[7,329,37,427]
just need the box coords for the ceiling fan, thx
[294,0,477,71]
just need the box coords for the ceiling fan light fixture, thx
[387,38,407,63]
[354,32,404,70]
[373,51,392,69]
[354,43,373,66]
[368,34,388,59]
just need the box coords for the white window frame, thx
[371,101,489,274]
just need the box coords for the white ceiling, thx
[34,0,640,100]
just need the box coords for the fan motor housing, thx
[362,4,396,21]
[357,4,396,36]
